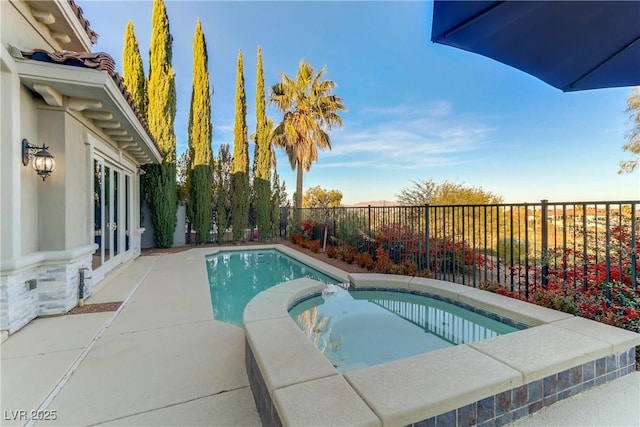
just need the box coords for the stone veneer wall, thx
[0,253,92,334]
[247,340,636,427]
[0,268,37,335]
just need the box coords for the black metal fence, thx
[296,200,639,298]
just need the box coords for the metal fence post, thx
[425,204,430,274]
[541,199,549,288]
[605,204,612,301]
[524,203,530,299]
[631,203,638,296]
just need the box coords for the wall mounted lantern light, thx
[22,138,55,181]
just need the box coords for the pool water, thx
[206,249,337,326]
[289,288,520,372]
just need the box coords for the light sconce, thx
[22,138,55,181]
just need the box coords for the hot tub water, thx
[290,285,520,372]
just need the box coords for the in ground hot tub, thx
[243,272,640,427]
[289,286,525,373]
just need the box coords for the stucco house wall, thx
[1,0,161,339]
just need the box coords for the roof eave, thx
[24,0,96,51]
[15,58,162,164]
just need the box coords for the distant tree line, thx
[396,179,503,206]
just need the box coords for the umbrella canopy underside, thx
[431,1,640,92]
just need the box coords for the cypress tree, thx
[145,0,177,248]
[187,19,213,244]
[215,144,232,243]
[123,21,147,117]
[122,20,148,228]
[254,46,271,241]
[270,171,286,238]
[230,50,249,241]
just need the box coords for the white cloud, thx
[322,102,494,169]
[207,101,493,171]
[361,101,453,118]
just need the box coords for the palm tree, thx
[269,60,346,222]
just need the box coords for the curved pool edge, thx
[244,273,640,427]
[204,243,351,285]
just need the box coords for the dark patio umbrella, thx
[431,1,640,92]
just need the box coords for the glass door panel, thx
[104,165,112,262]
[112,169,119,257]
[93,159,103,270]
[125,174,131,251]
[92,156,132,280]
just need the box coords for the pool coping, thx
[242,247,640,426]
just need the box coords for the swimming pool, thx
[206,248,338,325]
[290,287,522,372]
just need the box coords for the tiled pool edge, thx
[246,339,283,427]
[245,338,636,427]
[407,347,636,427]
[243,265,640,426]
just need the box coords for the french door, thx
[92,157,133,281]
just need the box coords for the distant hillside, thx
[346,200,399,207]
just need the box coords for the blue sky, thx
[78,0,639,205]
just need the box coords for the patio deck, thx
[1,247,638,426]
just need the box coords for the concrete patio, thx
[1,249,260,426]
[1,248,638,426]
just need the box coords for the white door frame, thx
[92,155,134,282]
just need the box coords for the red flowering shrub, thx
[374,223,485,275]
[326,245,338,258]
[532,288,578,315]
[355,252,375,270]
[427,238,485,274]
[375,224,415,263]
[484,273,639,334]
[300,220,315,239]
[308,239,321,253]
[374,249,394,274]
[400,258,418,276]
[483,220,640,334]
[573,281,639,332]
[291,233,304,245]
[341,245,357,264]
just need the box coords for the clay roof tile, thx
[68,0,99,45]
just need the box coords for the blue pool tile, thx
[435,409,456,427]
[477,395,495,423]
[511,404,529,422]
[543,374,558,397]
[557,369,572,391]
[595,357,606,377]
[527,380,543,402]
[457,402,476,427]
[412,418,435,427]
[494,412,513,427]
[495,390,511,416]
[512,385,528,407]
[583,360,595,381]
[606,354,618,373]
[582,379,595,392]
